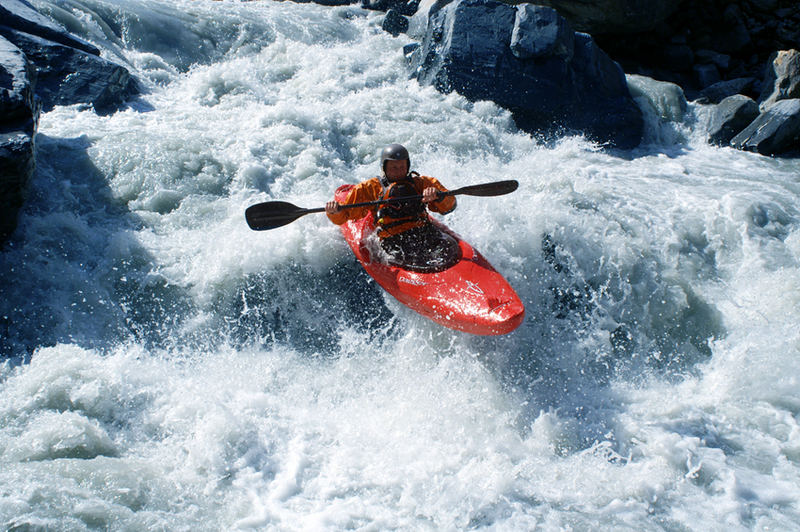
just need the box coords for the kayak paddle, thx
[245,179,519,231]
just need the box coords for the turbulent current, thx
[2,0,800,529]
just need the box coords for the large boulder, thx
[0,34,38,244]
[731,98,800,156]
[0,0,99,54]
[706,94,759,146]
[409,1,643,148]
[2,27,138,113]
[759,49,800,111]
[0,0,138,113]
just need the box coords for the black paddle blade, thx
[452,179,519,197]
[245,201,310,231]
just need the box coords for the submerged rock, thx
[409,1,643,148]
[626,74,687,122]
[731,98,800,155]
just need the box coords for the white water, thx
[2,0,800,529]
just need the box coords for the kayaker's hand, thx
[422,187,441,204]
[325,201,341,214]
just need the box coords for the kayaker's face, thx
[384,159,409,181]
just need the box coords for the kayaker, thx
[325,144,458,268]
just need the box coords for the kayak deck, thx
[335,184,525,335]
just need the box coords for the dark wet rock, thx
[363,0,418,15]
[305,0,355,6]
[731,98,800,155]
[532,0,684,34]
[698,77,757,104]
[0,0,139,113]
[0,35,36,127]
[382,9,410,36]
[716,4,752,53]
[410,1,643,148]
[707,94,759,145]
[0,131,35,241]
[626,74,687,122]
[695,49,732,71]
[2,27,138,114]
[661,44,694,71]
[694,63,721,88]
[0,0,98,55]
[0,34,38,244]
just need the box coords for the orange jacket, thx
[327,175,457,238]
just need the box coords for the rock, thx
[0,0,98,55]
[698,77,757,104]
[510,5,573,60]
[731,98,800,155]
[0,35,38,244]
[706,94,759,145]
[0,34,36,127]
[626,74,687,122]
[716,4,751,53]
[383,9,410,36]
[403,42,420,62]
[759,49,800,111]
[363,0,418,14]
[308,0,355,6]
[0,131,35,242]
[695,49,731,71]
[410,1,643,148]
[694,63,720,88]
[0,0,139,113]
[531,0,683,34]
[749,0,778,11]
[662,44,694,71]
[2,27,138,113]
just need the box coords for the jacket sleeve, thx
[326,179,381,225]
[419,175,457,214]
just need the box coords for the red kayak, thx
[335,184,525,335]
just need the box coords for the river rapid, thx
[1,0,800,529]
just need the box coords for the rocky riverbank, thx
[1,0,799,247]
[399,0,799,154]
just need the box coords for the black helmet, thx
[380,143,410,173]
